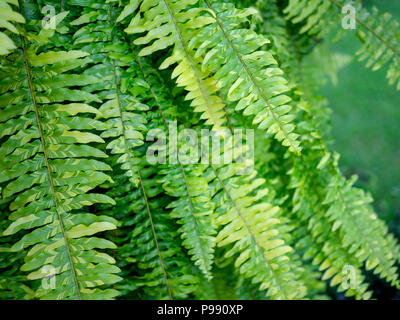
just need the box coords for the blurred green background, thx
[320,0,400,239]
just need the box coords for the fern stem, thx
[18,33,81,299]
[137,169,173,299]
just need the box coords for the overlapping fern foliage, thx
[0,0,399,300]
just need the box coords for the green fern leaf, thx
[0,14,121,300]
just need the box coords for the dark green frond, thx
[0,11,120,300]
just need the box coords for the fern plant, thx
[0,0,399,300]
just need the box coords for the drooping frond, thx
[187,0,302,153]
[137,57,217,285]
[138,62,218,279]
[322,163,399,287]
[288,154,373,299]
[354,5,400,90]
[122,0,227,129]
[237,0,334,142]
[108,160,200,299]
[294,109,399,291]
[0,11,121,299]
[159,163,216,280]
[206,147,307,299]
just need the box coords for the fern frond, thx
[0,12,121,299]
[135,167,199,299]
[105,158,199,299]
[288,155,373,299]
[287,112,398,295]
[323,165,399,287]
[122,0,227,129]
[159,151,216,280]
[354,5,400,90]
[207,158,306,299]
[186,0,302,153]
[139,62,218,279]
